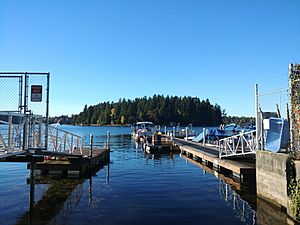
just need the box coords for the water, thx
[0,126,293,225]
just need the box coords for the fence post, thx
[45,72,50,149]
[7,115,12,152]
[23,115,28,152]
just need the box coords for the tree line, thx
[49,95,255,126]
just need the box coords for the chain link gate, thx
[0,72,50,151]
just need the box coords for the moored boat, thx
[131,121,154,142]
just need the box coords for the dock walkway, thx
[174,138,255,180]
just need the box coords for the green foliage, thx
[289,178,300,220]
[222,115,255,126]
[69,95,225,126]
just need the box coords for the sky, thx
[0,0,299,117]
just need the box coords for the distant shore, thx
[71,124,131,127]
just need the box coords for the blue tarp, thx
[192,131,204,142]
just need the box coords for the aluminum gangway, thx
[218,130,257,158]
[0,112,85,159]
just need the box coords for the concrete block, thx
[294,161,300,181]
[256,150,289,208]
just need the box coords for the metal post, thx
[71,134,74,151]
[24,73,28,113]
[54,130,58,151]
[23,116,28,152]
[173,126,176,138]
[45,72,50,149]
[8,115,12,152]
[19,76,23,113]
[185,127,188,141]
[164,126,167,135]
[241,131,244,154]
[203,128,206,145]
[64,135,67,153]
[255,84,261,150]
[261,111,265,150]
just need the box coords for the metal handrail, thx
[0,113,27,154]
[219,130,257,158]
[0,112,85,156]
[46,126,84,154]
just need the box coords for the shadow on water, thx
[15,164,110,225]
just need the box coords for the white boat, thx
[131,122,154,142]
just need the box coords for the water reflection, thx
[219,181,256,225]
[181,155,256,225]
[256,197,298,225]
[15,164,110,225]
[16,178,83,225]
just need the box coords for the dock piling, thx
[106,131,110,150]
[90,134,93,169]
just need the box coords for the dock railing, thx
[0,112,27,155]
[219,130,257,158]
[0,111,86,157]
[47,125,84,155]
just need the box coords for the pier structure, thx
[175,138,255,181]
[0,72,110,176]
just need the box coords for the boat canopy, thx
[136,122,153,125]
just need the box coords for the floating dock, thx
[174,138,255,181]
[30,148,110,177]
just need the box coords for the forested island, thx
[50,95,255,126]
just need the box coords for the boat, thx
[131,121,154,142]
[142,133,178,154]
[192,124,255,143]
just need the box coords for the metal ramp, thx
[0,111,85,159]
[219,130,257,158]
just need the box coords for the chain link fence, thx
[0,75,22,112]
[27,74,49,117]
[0,72,49,117]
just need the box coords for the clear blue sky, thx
[1,0,299,117]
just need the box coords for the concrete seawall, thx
[256,150,289,208]
[256,150,300,222]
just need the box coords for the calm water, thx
[0,126,292,225]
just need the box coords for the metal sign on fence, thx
[31,85,43,102]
